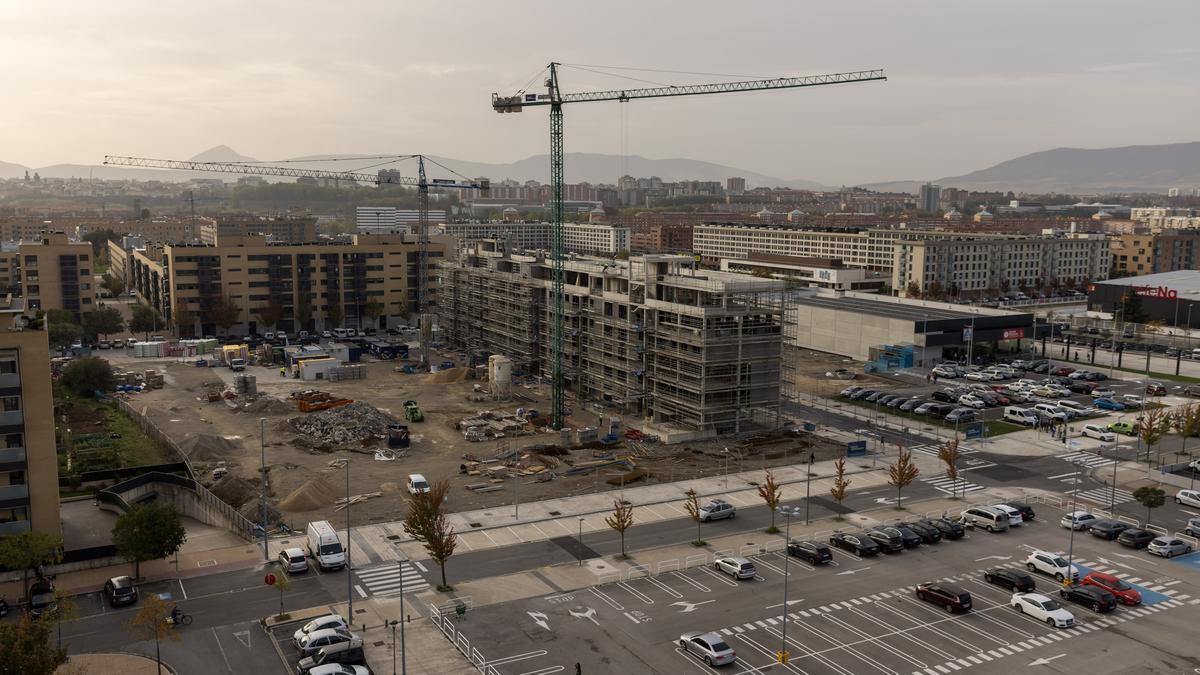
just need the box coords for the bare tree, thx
[127,593,179,674]
[757,470,782,533]
[683,488,704,546]
[604,500,635,559]
[888,446,920,509]
[829,458,851,519]
[403,478,458,591]
[937,437,963,499]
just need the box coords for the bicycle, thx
[166,612,193,626]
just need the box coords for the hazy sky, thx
[3,0,1198,185]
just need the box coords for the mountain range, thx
[3,141,1199,194]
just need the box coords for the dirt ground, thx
[786,347,908,401]
[107,351,845,530]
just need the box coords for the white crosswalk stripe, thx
[355,561,429,596]
[911,443,980,457]
[1058,451,1116,469]
[1069,487,1135,505]
[921,474,985,495]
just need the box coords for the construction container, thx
[298,357,340,381]
[387,424,410,449]
[220,344,249,366]
[328,365,366,381]
[575,426,598,445]
[132,341,166,358]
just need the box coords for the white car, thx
[1090,388,1116,399]
[993,504,1024,527]
[1081,424,1116,442]
[1188,459,1200,473]
[1122,394,1145,408]
[714,556,757,580]
[932,367,958,378]
[308,665,370,675]
[964,371,990,382]
[278,547,309,573]
[1061,510,1097,531]
[958,394,986,409]
[679,631,737,666]
[1025,550,1080,582]
[1068,370,1091,380]
[1011,592,1075,628]
[406,473,431,495]
[1175,489,1200,508]
[293,615,349,648]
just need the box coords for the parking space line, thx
[734,632,810,675]
[672,571,711,593]
[588,586,624,612]
[529,522,553,541]
[873,602,984,653]
[644,576,683,599]
[847,607,956,661]
[821,612,929,671]
[752,555,787,576]
[672,647,723,675]
[697,565,740,587]
[640,505,667,520]
[550,519,574,535]
[758,626,845,675]
[517,667,565,675]
[618,581,654,605]
[830,547,864,563]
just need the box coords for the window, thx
[0,396,18,412]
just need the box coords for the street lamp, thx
[388,619,399,675]
[578,518,585,567]
[1065,458,1083,588]
[723,447,730,491]
[346,460,353,617]
[777,505,804,666]
[1107,442,1119,513]
[804,452,816,525]
[260,417,268,562]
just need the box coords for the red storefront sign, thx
[1001,328,1025,339]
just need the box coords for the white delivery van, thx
[307,520,346,571]
[1003,406,1038,426]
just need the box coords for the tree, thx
[829,458,851,519]
[45,309,75,326]
[925,280,944,300]
[683,488,705,546]
[81,229,120,257]
[47,322,81,350]
[0,614,67,675]
[1132,486,1166,528]
[888,446,920,509]
[60,357,115,397]
[604,499,635,559]
[0,532,62,604]
[360,300,384,329]
[295,294,314,329]
[209,294,242,334]
[1138,406,1172,467]
[1120,292,1148,324]
[111,503,188,581]
[254,298,285,332]
[905,281,921,299]
[273,571,292,619]
[757,471,782,533]
[82,306,124,339]
[172,299,194,337]
[127,593,179,675]
[129,304,160,338]
[615,249,630,260]
[102,275,126,297]
[1172,403,1200,459]
[402,478,457,591]
[325,301,344,330]
[937,437,963,499]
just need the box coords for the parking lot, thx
[429,501,1200,674]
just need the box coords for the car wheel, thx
[704,656,713,666]
[1015,604,1024,614]
[679,640,687,650]
[1055,572,1064,582]
[1046,618,1055,627]
[987,525,994,532]
[1027,563,1036,572]
[1176,498,1182,504]
[944,603,954,613]
[1093,603,1101,612]
[917,591,926,601]
[984,574,993,583]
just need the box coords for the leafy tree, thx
[905,281,921,299]
[757,470,782,533]
[361,300,384,328]
[60,357,115,396]
[829,457,851,519]
[1132,486,1166,527]
[1138,406,1171,467]
[0,614,67,675]
[45,309,75,326]
[209,294,242,334]
[102,275,126,297]
[82,306,124,339]
[254,298,285,332]
[295,294,313,329]
[683,488,704,546]
[126,593,178,674]
[129,304,160,338]
[0,532,63,603]
[888,446,920,509]
[604,499,635,559]
[937,437,963,499]
[47,322,81,350]
[925,280,944,300]
[402,478,457,591]
[273,571,292,619]
[81,229,121,257]
[1120,292,1148,324]
[615,249,630,260]
[112,503,188,580]
[1172,403,1200,459]
[325,301,344,330]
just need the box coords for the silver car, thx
[698,500,736,522]
[714,556,757,580]
[679,631,736,666]
[1147,537,1193,558]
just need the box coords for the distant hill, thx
[0,161,28,180]
[188,145,258,163]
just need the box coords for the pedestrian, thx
[279,366,286,377]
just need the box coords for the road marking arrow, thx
[1114,552,1157,566]
[670,600,716,613]
[765,599,806,610]
[1097,556,1133,570]
[527,611,552,631]
[875,497,900,505]
[835,567,873,576]
[568,607,599,625]
[1028,654,1066,666]
[975,555,1012,562]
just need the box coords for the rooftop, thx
[1096,270,1200,293]
[790,291,1028,323]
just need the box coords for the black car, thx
[787,540,833,565]
[886,526,923,548]
[865,529,904,553]
[916,582,972,613]
[886,397,909,409]
[1083,371,1108,382]
[923,517,965,539]
[829,533,880,556]
[1088,519,1130,540]
[103,575,138,607]
[1002,502,1036,522]
[850,389,877,400]
[931,390,957,403]
[902,521,942,544]
[899,398,927,412]
[1117,528,1156,549]
[864,391,889,403]
[1068,381,1095,394]
[983,567,1036,592]
[1059,585,1117,613]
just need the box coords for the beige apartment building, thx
[19,233,96,319]
[129,233,446,336]
[198,215,318,245]
[0,303,61,537]
[1110,230,1200,277]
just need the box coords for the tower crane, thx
[103,154,488,366]
[493,63,886,429]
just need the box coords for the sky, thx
[3,0,1199,186]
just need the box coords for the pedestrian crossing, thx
[355,561,429,596]
[1058,450,1116,469]
[1069,486,1135,505]
[911,443,980,457]
[921,474,986,495]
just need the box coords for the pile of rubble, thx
[287,401,399,447]
[457,409,533,442]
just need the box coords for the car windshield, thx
[1109,579,1131,590]
[1051,557,1069,567]
[319,543,343,555]
[413,481,429,490]
[1042,598,1062,610]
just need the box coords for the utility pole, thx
[260,418,268,561]
[346,460,353,617]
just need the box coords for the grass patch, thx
[57,394,172,473]
[983,420,1025,436]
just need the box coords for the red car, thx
[1082,572,1141,605]
[1054,366,1076,376]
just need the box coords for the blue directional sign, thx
[847,440,867,457]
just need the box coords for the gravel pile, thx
[287,402,399,446]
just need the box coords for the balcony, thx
[0,519,29,536]
[0,483,29,503]
[0,446,25,469]
[0,410,23,427]
[0,371,18,389]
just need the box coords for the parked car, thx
[1148,537,1193,558]
[679,631,737,666]
[1186,517,1200,538]
[932,366,958,378]
[945,407,976,423]
[279,547,309,573]
[698,499,736,522]
[1081,424,1116,442]
[1082,572,1142,606]
[961,506,1009,532]
[1087,519,1129,540]
[104,575,138,607]
[297,629,357,658]
[915,582,972,613]
[849,389,876,400]
[786,540,833,565]
[1175,489,1200,508]
[1002,502,1036,522]
[983,567,1036,592]
[864,391,889,403]
[992,504,1024,528]
[1122,394,1146,408]
[1108,421,1137,435]
[958,394,986,409]
[1061,511,1097,531]
[839,385,863,397]
[886,396,909,409]
[901,520,942,544]
[1090,388,1116,398]
[931,390,957,403]
[1011,592,1075,628]
[875,394,900,406]
[1059,585,1116,613]
[923,517,965,539]
[1146,382,1167,396]
[714,556,757,580]
[1117,528,1157,549]
[1025,550,1080,582]
[1093,398,1125,412]
[306,665,369,675]
[913,402,937,416]
[899,398,927,412]
[829,533,880,556]
[885,525,923,548]
[865,529,904,553]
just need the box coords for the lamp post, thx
[397,559,407,675]
[777,505,803,666]
[1065,458,1082,588]
[388,619,399,675]
[921,314,929,370]
[578,518,585,567]
[723,447,730,491]
[1107,442,1119,513]
[804,452,816,525]
[346,460,353,617]
[260,417,269,561]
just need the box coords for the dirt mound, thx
[278,476,340,512]
[209,475,256,508]
[287,402,399,446]
[178,434,240,461]
[379,481,401,494]
[424,367,467,384]
[239,499,282,526]
[239,396,294,415]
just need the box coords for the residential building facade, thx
[1110,230,1200,277]
[19,233,95,317]
[198,215,318,245]
[439,222,630,256]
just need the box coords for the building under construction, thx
[439,240,784,436]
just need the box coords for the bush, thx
[60,357,115,396]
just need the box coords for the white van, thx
[333,328,350,339]
[306,520,346,571]
[1032,403,1068,422]
[407,474,431,495]
[961,506,1009,532]
[1003,406,1038,426]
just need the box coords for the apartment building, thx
[440,240,782,435]
[630,223,694,254]
[129,233,446,336]
[892,234,1111,296]
[19,233,96,318]
[720,255,887,292]
[693,224,944,270]
[0,218,54,242]
[439,222,630,256]
[1110,230,1200,277]
[123,217,194,244]
[198,215,318,245]
[0,305,61,537]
